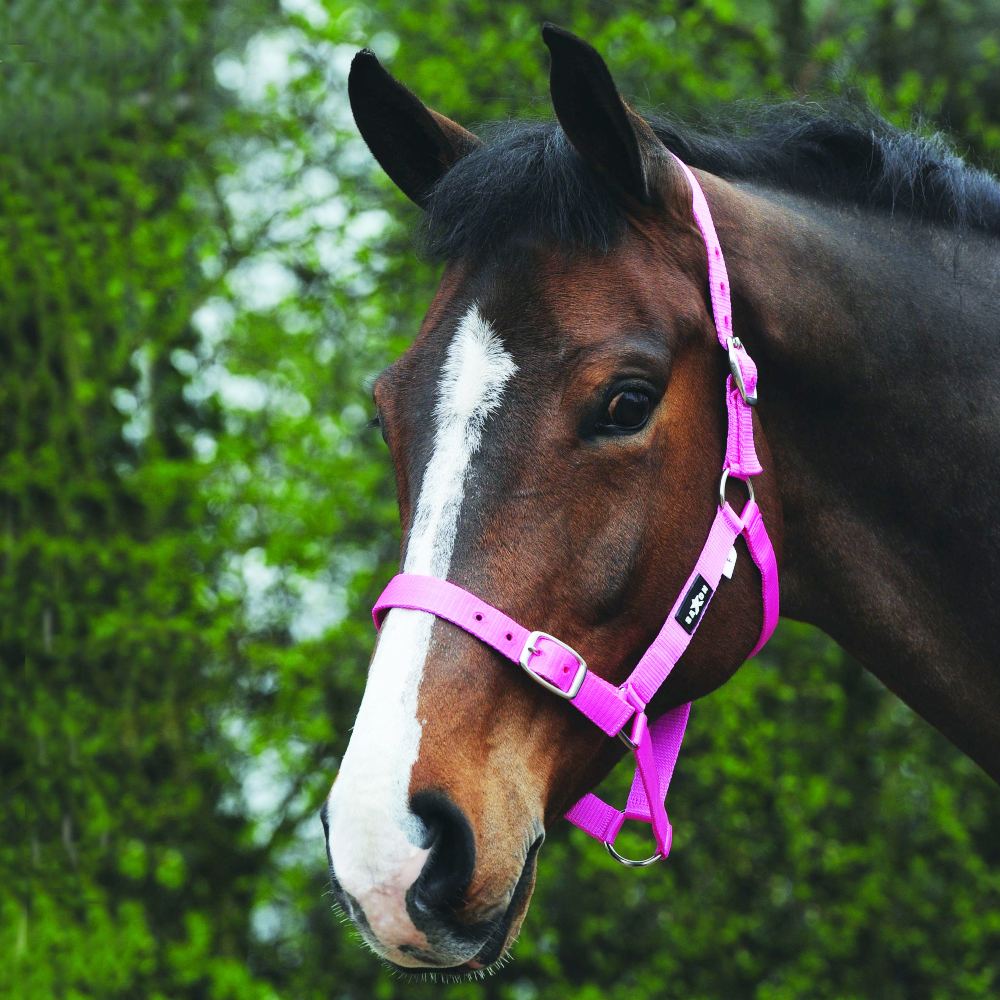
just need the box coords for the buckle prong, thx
[519,630,587,699]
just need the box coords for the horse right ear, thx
[348,50,481,209]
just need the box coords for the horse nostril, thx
[409,791,476,915]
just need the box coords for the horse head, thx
[324,24,781,973]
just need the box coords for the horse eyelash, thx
[366,412,389,445]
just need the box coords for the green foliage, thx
[2,1,1000,998]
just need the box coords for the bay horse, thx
[324,23,1000,974]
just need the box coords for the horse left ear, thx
[542,23,675,206]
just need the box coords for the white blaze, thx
[326,304,517,962]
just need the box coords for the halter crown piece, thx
[372,154,780,867]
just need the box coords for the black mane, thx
[422,103,1000,259]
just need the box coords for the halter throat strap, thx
[371,155,779,866]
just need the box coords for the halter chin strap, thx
[371,154,779,867]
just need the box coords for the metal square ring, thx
[519,630,587,700]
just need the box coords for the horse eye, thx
[603,389,652,433]
[368,411,388,444]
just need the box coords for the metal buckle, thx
[718,468,755,508]
[519,631,587,699]
[726,336,757,406]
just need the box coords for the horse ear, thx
[348,49,481,209]
[542,23,671,205]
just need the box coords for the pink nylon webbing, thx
[373,574,635,737]
[669,152,762,479]
[369,155,780,866]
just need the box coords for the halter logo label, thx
[675,574,714,635]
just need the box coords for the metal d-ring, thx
[718,468,755,508]
[605,841,663,868]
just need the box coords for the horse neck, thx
[709,175,1000,781]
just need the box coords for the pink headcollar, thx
[372,154,779,867]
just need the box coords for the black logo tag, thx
[675,574,714,635]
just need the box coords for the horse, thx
[323,23,1000,975]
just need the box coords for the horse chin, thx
[470,835,541,969]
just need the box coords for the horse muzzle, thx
[323,791,541,970]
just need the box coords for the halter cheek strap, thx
[371,155,779,867]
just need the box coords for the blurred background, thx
[3,1,1000,997]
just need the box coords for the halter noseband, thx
[372,155,780,867]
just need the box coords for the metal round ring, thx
[718,468,755,508]
[604,842,663,868]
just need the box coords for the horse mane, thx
[421,101,1000,259]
